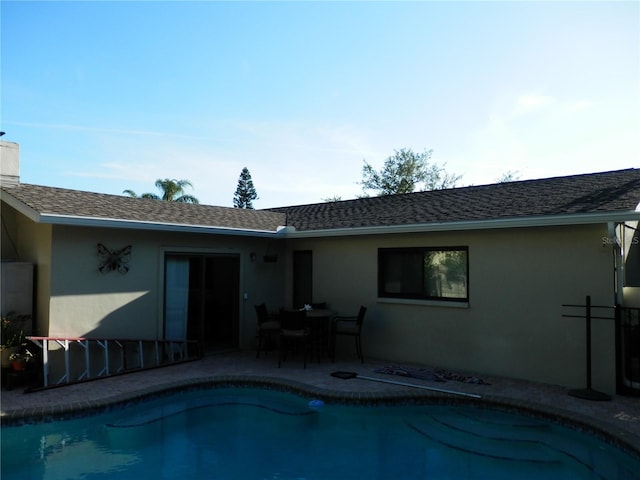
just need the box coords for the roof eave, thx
[38,213,288,238]
[284,210,640,238]
[1,189,41,222]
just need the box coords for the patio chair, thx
[255,303,281,358]
[279,309,312,368]
[331,305,367,363]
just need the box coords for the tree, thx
[233,167,259,209]
[359,148,461,197]
[496,170,521,183]
[122,189,159,200]
[123,179,199,203]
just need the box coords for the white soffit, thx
[285,210,640,238]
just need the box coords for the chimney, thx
[0,141,20,187]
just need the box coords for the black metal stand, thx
[566,296,612,401]
[568,387,612,401]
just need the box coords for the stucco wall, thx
[0,202,53,334]
[47,225,285,347]
[287,223,616,392]
[5,205,621,392]
[21,216,53,336]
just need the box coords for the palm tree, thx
[123,179,199,204]
[122,189,160,200]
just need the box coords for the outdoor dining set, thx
[254,303,367,368]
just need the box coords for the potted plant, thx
[1,313,28,368]
[9,351,29,371]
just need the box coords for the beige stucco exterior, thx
[284,223,616,392]
[1,201,53,333]
[47,225,285,342]
[1,202,286,349]
[0,195,628,394]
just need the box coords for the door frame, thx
[161,248,241,353]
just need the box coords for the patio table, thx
[305,309,335,357]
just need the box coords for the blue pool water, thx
[1,387,638,479]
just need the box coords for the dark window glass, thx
[378,247,468,302]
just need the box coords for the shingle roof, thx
[266,168,640,231]
[1,184,287,233]
[2,169,639,235]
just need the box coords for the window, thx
[378,247,468,302]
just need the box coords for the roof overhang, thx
[3,188,639,239]
[284,209,640,239]
[0,193,288,237]
[41,214,290,237]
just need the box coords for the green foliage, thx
[122,189,142,198]
[424,250,467,298]
[233,167,259,209]
[123,179,199,203]
[360,148,461,196]
[1,313,29,347]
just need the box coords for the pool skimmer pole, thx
[331,371,482,399]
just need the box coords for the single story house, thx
[1,140,639,394]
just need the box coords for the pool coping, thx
[2,374,640,460]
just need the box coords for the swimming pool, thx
[2,386,638,479]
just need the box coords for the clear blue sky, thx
[2,1,638,208]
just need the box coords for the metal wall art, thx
[97,243,132,274]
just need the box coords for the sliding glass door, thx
[165,257,190,342]
[164,253,240,353]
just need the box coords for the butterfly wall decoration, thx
[97,243,132,274]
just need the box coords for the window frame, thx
[377,246,469,303]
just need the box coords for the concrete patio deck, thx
[1,350,639,457]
